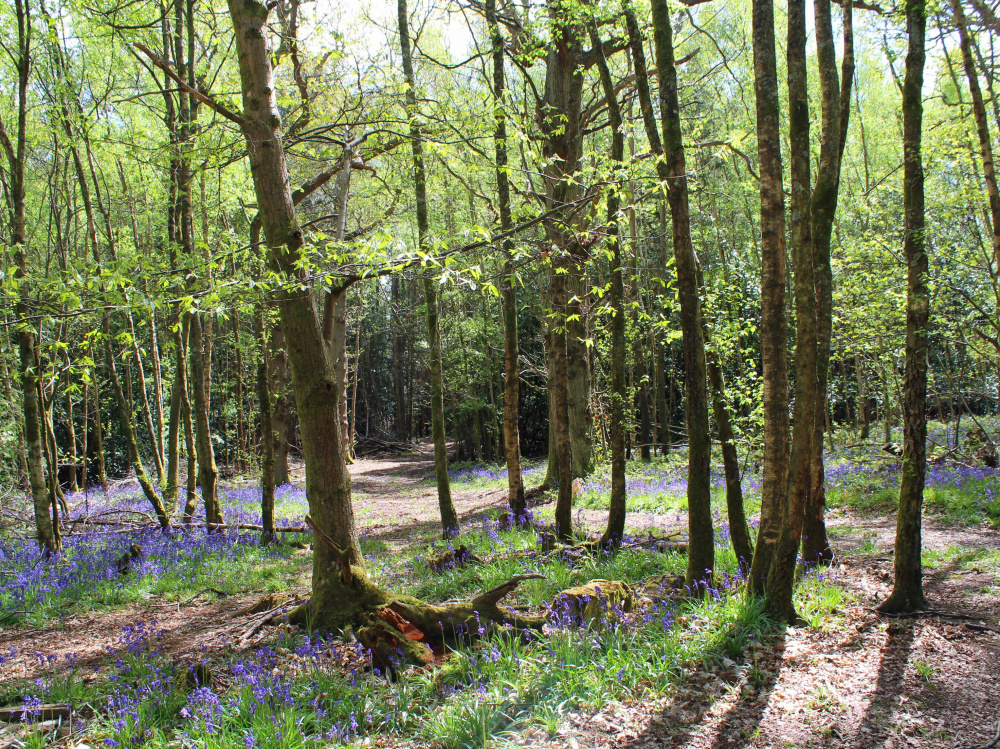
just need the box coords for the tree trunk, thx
[804,0,853,567]
[880,0,928,614]
[269,323,292,486]
[233,311,246,470]
[149,310,167,470]
[321,150,355,460]
[256,306,276,543]
[550,266,575,540]
[567,271,593,478]
[164,319,187,514]
[397,0,458,537]
[392,277,408,442]
[765,0,819,622]
[189,313,222,526]
[707,356,753,571]
[747,0,790,595]
[589,21,628,547]
[128,309,165,485]
[641,0,715,587]
[540,0,589,492]
[104,317,171,528]
[62,349,80,493]
[89,376,107,489]
[182,360,198,522]
[486,0,526,520]
[858,353,870,439]
[953,0,1000,273]
[227,0,371,630]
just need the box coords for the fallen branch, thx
[180,587,232,604]
[206,523,307,533]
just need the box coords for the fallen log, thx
[206,523,307,533]
[0,703,72,724]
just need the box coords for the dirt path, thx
[543,516,1000,749]
[1,447,514,682]
[5,450,1000,749]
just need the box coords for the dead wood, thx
[0,704,72,723]
[350,573,546,674]
[427,544,481,571]
[207,523,307,533]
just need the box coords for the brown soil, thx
[4,449,999,749]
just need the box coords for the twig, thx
[179,587,232,604]
[959,719,1000,749]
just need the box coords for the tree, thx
[2,0,58,551]
[880,0,929,614]
[485,0,526,522]
[648,0,715,587]
[764,0,820,622]
[748,0,790,595]
[588,15,627,548]
[397,0,459,538]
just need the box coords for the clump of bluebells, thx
[1,484,310,625]
[0,457,859,748]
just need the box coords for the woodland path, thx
[536,520,1000,749]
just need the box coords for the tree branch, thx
[133,43,245,127]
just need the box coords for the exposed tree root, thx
[356,574,546,675]
[300,515,546,674]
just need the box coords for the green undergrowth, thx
[6,519,850,749]
[827,465,1000,527]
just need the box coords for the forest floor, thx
[1,442,999,749]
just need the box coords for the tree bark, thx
[104,318,171,528]
[643,0,715,587]
[747,0,790,595]
[227,0,367,630]
[256,306,276,543]
[486,0,526,521]
[164,318,187,513]
[189,313,222,526]
[588,20,627,548]
[952,0,1000,272]
[803,0,853,566]
[268,323,292,485]
[13,107,59,547]
[397,0,458,537]
[764,0,819,622]
[880,0,929,614]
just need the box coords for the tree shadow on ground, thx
[621,631,788,748]
[844,616,916,746]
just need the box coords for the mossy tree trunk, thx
[747,0,790,595]
[227,0,365,630]
[880,0,928,614]
[4,0,57,551]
